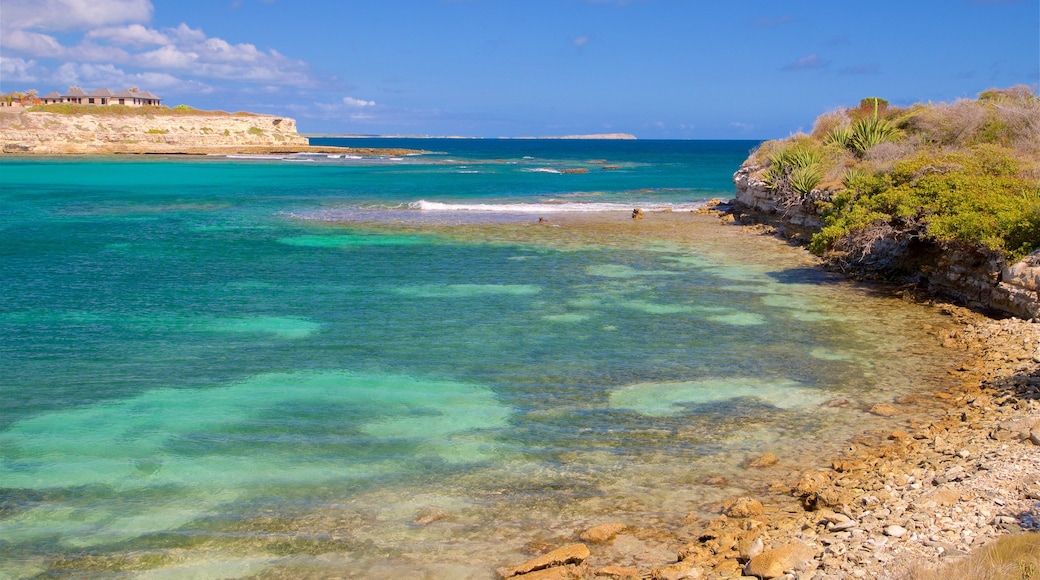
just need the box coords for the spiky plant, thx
[790,164,824,195]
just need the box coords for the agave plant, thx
[849,116,899,154]
[790,164,824,195]
[825,125,855,149]
[765,145,824,194]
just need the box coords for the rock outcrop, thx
[0,109,308,154]
[732,161,1040,319]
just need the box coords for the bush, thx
[765,142,825,195]
[811,145,1040,261]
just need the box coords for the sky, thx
[1,0,1038,139]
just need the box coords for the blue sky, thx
[1,0,1037,139]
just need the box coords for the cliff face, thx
[0,110,308,154]
[733,162,1040,320]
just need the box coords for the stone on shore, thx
[745,453,779,468]
[744,542,815,579]
[497,544,590,579]
[580,522,628,543]
[651,560,704,580]
[724,497,764,518]
[868,403,902,417]
[596,565,640,579]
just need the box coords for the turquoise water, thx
[1,140,957,578]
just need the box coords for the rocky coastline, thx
[731,164,1040,322]
[0,109,420,157]
[492,209,1039,579]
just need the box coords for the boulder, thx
[745,453,779,468]
[651,560,703,580]
[580,522,628,543]
[868,403,901,417]
[498,544,590,579]
[744,542,816,579]
[724,497,764,518]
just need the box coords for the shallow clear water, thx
[0,140,960,578]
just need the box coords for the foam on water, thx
[409,200,707,213]
[608,377,830,417]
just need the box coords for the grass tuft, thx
[902,532,1040,580]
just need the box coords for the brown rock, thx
[794,471,831,495]
[512,564,587,580]
[596,565,639,579]
[651,560,703,580]
[700,474,729,487]
[678,542,713,563]
[498,544,590,578]
[737,534,764,561]
[744,542,815,579]
[868,403,901,417]
[921,486,961,508]
[412,507,449,526]
[724,497,764,518]
[580,522,628,543]
[746,453,779,468]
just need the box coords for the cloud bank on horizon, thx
[1,0,1037,139]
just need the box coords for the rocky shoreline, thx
[494,214,1039,580]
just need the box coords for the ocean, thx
[0,139,959,578]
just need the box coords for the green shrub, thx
[146,128,169,134]
[247,126,264,135]
[811,145,1040,261]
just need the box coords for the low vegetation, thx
[749,87,1040,264]
[22,103,258,117]
[902,532,1040,580]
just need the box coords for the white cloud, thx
[2,29,66,57]
[0,0,314,98]
[573,36,590,48]
[1,0,152,32]
[1,56,42,82]
[88,24,171,46]
[53,61,203,92]
[343,96,376,107]
[138,45,198,69]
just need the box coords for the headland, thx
[0,106,421,157]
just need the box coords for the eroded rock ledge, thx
[733,163,1040,320]
[0,109,425,158]
[0,109,308,154]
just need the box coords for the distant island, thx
[304,133,638,140]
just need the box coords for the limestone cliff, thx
[0,110,309,154]
[733,161,1040,320]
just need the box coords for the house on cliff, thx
[65,87,162,107]
[0,87,163,108]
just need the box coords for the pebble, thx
[884,525,908,538]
